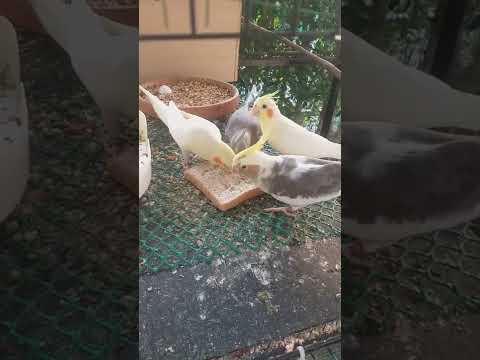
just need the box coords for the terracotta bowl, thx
[139,77,240,120]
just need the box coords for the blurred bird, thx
[233,149,341,216]
[139,86,235,168]
[29,0,138,154]
[225,84,262,153]
[342,121,480,252]
[0,17,29,223]
[234,93,341,163]
[342,29,480,131]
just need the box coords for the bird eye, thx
[241,165,247,169]
[262,104,267,109]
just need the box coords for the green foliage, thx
[238,0,340,132]
[342,0,438,66]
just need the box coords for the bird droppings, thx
[251,267,272,286]
[147,286,153,292]
[140,79,233,107]
[200,313,207,320]
[194,274,204,281]
[197,291,205,302]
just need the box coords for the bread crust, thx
[184,162,263,211]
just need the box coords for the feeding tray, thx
[139,77,240,120]
[184,162,263,211]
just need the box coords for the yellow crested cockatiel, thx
[139,86,235,168]
[234,92,341,161]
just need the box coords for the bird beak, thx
[250,106,260,117]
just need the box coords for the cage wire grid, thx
[139,115,341,274]
[343,217,480,335]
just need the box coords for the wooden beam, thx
[319,78,340,136]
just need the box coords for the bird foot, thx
[264,207,298,217]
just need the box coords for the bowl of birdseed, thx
[139,77,240,120]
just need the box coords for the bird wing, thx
[264,157,341,201]
[270,116,341,159]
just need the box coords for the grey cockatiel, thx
[342,121,480,252]
[29,0,138,153]
[225,84,262,154]
[234,150,341,216]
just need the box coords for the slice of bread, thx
[184,162,263,211]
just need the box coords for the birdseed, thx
[140,80,233,107]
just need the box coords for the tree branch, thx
[247,21,341,80]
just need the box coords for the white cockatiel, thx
[225,84,262,154]
[233,149,341,216]
[139,86,235,168]
[29,0,138,153]
[0,17,29,223]
[236,93,341,161]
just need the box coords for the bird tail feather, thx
[29,0,105,52]
[139,85,170,127]
[29,0,70,51]
[245,84,259,108]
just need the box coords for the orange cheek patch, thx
[213,156,223,165]
[267,109,274,118]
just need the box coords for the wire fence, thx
[343,218,480,336]
[139,114,341,274]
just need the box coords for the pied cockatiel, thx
[139,86,235,168]
[342,121,480,253]
[233,149,341,216]
[238,93,341,160]
[342,28,480,131]
[29,0,138,154]
[225,84,262,154]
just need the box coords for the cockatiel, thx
[0,17,29,223]
[342,121,480,253]
[225,84,262,153]
[139,86,235,168]
[342,29,480,130]
[236,93,341,161]
[233,148,341,216]
[29,0,138,153]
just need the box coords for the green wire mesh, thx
[343,218,480,335]
[139,118,341,274]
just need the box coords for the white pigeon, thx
[342,28,480,131]
[225,84,262,154]
[29,0,138,153]
[139,86,235,168]
[342,121,480,252]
